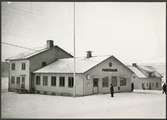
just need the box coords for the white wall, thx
[34,73,84,96]
[84,56,133,95]
[133,77,162,90]
[9,60,30,90]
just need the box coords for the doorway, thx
[93,78,99,94]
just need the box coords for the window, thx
[93,78,99,87]
[36,76,41,85]
[11,63,15,70]
[142,83,145,89]
[59,77,65,87]
[43,76,48,86]
[111,76,117,87]
[86,74,90,80]
[102,77,109,87]
[152,82,154,87]
[109,62,112,67]
[120,77,126,86]
[16,77,20,84]
[68,77,74,88]
[22,76,25,84]
[11,76,15,84]
[21,63,26,70]
[51,76,56,86]
[147,83,149,87]
[41,62,47,67]
[156,82,159,88]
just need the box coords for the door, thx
[93,78,99,94]
[21,75,25,89]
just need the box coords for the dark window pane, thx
[11,63,15,70]
[51,76,56,86]
[11,76,15,84]
[43,76,48,86]
[22,63,26,70]
[120,77,126,86]
[93,78,99,87]
[102,77,109,87]
[156,82,159,88]
[22,76,25,83]
[16,77,20,84]
[36,76,41,85]
[111,76,117,87]
[59,77,65,87]
[68,77,73,88]
[41,62,47,67]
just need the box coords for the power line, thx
[1,42,37,51]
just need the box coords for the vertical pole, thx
[73,1,76,97]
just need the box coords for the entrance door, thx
[21,75,25,89]
[93,78,99,94]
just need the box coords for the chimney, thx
[86,51,92,58]
[47,40,54,49]
[132,63,137,67]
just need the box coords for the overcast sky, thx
[1,2,166,64]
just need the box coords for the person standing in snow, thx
[162,83,166,94]
[110,84,114,97]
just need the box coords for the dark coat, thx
[163,83,166,91]
[110,86,114,93]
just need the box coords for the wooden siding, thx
[84,57,133,95]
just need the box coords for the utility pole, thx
[73,0,76,97]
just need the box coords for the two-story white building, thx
[6,40,73,92]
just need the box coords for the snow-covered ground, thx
[1,90,166,119]
[1,77,8,92]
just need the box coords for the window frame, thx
[68,77,74,88]
[93,78,99,87]
[36,76,41,85]
[51,76,57,86]
[43,76,48,86]
[11,76,15,84]
[41,62,47,67]
[59,76,65,87]
[111,76,117,87]
[16,77,20,84]
[102,76,109,87]
[120,77,127,86]
[11,63,15,70]
[21,75,25,84]
[156,82,159,88]
[21,63,26,70]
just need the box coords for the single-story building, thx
[33,52,135,96]
[128,63,162,90]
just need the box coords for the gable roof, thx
[138,65,163,78]
[6,46,73,61]
[34,55,134,74]
[127,65,163,78]
[34,56,110,73]
[127,66,147,78]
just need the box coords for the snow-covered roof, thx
[139,66,155,72]
[6,45,73,61]
[7,47,48,60]
[138,65,162,78]
[34,56,111,73]
[127,66,147,78]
